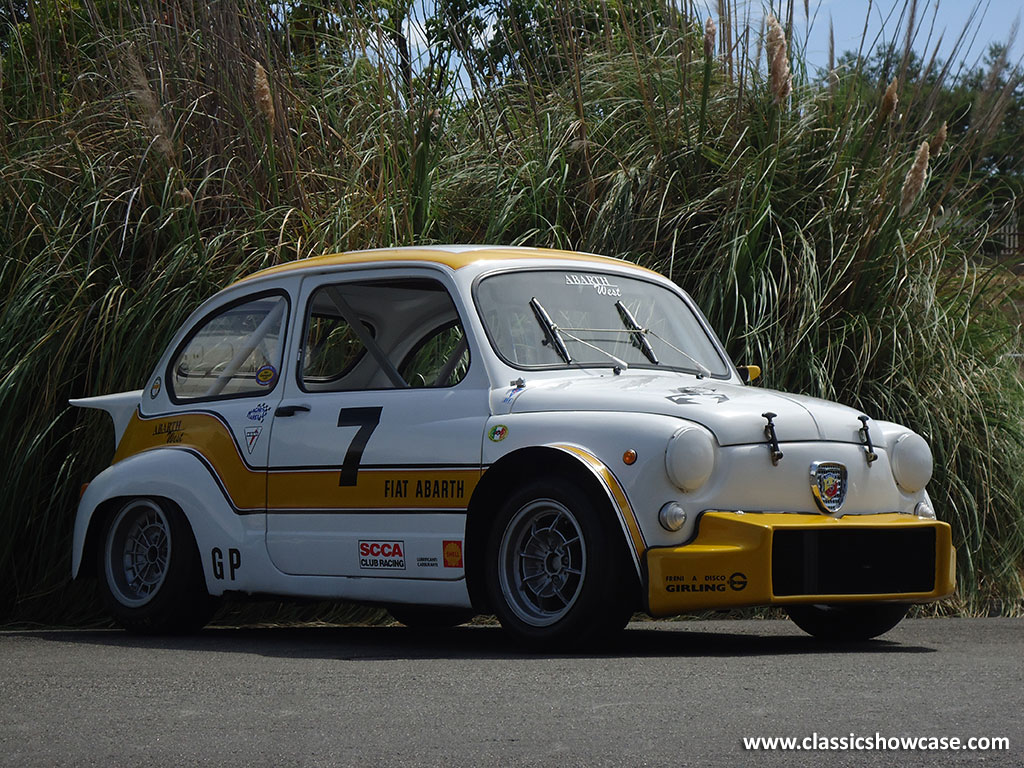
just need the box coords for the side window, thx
[303,314,371,382]
[171,294,287,400]
[301,278,469,391]
[399,323,468,387]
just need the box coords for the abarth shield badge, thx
[810,461,847,515]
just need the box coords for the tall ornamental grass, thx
[1,0,1022,623]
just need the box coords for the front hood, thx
[501,373,869,446]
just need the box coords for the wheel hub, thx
[104,500,173,608]
[544,550,564,575]
[498,498,587,627]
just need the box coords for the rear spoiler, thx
[69,391,143,446]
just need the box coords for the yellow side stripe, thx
[114,409,478,513]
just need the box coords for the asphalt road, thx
[1,618,1021,768]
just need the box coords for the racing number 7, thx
[337,407,382,486]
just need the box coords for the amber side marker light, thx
[622,450,638,465]
[79,483,90,499]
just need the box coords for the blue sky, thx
[718,0,1023,74]
[401,1,1021,86]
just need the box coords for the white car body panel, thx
[69,390,144,446]
[69,245,951,621]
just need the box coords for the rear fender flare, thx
[72,449,252,595]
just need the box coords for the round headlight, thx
[665,426,715,491]
[890,432,933,493]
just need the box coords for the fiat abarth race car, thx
[70,245,955,646]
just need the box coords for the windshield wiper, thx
[553,327,630,370]
[530,298,631,370]
[615,300,659,365]
[611,301,711,378]
[646,328,712,378]
[530,297,572,363]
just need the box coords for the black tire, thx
[96,497,218,633]
[786,603,909,641]
[484,477,637,650]
[388,605,476,629]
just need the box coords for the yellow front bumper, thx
[646,512,956,617]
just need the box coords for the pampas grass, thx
[900,141,930,216]
[766,15,792,104]
[1,0,1022,624]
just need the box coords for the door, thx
[265,270,488,579]
[163,289,291,512]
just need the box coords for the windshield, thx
[475,269,730,376]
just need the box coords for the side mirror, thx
[738,364,762,384]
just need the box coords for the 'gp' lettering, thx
[211,547,241,580]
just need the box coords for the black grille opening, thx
[772,528,936,597]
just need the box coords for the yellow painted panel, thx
[114,409,480,513]
[647,512,956,616]
[267,468,479,510]
[232,247,658,286]
[114,410,265,510]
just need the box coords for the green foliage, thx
[1,0,1022,623]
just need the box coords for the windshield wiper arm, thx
[645,328,712,378]
[530,297,572,363]
[615,300,659,365]
[554,327,630,370]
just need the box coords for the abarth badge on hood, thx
[810,461,848,514]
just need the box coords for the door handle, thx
[276,404,311,417]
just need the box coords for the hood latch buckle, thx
[858,415,878,465]
[762,412,784,465]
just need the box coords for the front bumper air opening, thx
[771,528,936,597]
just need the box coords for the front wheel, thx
[484,478,637,649]
[97,498,218,633]
[786,603,909,641]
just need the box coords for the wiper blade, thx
[615,300,659,365]
[530,297,572,363]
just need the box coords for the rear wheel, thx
[388,605,475,629]
[786,603,909,641]
[485,478,637,649]
[97,498,218,633]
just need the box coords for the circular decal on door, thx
[488,424,509,442]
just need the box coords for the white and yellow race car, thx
[71,246,955,646]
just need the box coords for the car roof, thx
[232,245,658,286]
